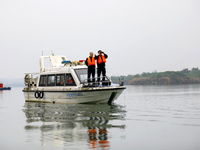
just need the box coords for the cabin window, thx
[66,74,76,86]
[47,75,55,86]
[39,74,75,87]
[39,75,46,86]
[56,74,65,86]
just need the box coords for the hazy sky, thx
[0,0,200,79]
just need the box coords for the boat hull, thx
[23,87,125,104]
[0,87,11,90]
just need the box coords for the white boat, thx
[22,54,126,104]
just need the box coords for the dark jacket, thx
[95,53,108,67]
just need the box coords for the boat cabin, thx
[24,55,112,89]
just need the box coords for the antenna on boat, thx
[51,50,54,56]
[42,50,43,56]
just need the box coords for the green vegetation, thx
[111,68,200,85]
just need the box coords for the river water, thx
[0,84,200,150]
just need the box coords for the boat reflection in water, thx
[23,102,126,149]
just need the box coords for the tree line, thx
[111,68,200,85]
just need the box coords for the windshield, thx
[74,68,88,83]
[74,68,109,84]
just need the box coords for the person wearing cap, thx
[85,52,96,83]
[95,50,108,82]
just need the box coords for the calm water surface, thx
[0,85,200,150]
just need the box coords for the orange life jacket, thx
[98,55,106,64]
[67,79,74,84]
[87,57,96,66]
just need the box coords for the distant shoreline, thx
[111,68,200,85]
[127,76,200,85]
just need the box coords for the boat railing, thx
[24,73,39,87]
[82,76,112,87]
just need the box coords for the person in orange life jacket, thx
[85,52,96,83]
[67,76,74,85]
[95,50,108,82]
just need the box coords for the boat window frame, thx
[56,74,65,86]
[65,74,76,86]
[38,73,76,87]
[47,74,56,86]
[39,75,47,87]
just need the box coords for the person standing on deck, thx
[85,52,96,83]
[95,50,108,83]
